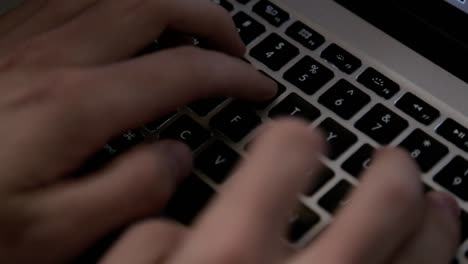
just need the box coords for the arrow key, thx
[434,156,468,201]
[195,141,241,183]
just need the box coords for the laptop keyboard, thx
[92,0,468,261]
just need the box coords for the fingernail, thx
[431,192,460,218]
[156,141,192,182]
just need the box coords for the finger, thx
[0,0,99,55]
[12,0,244,66]
[292,148,425,264]
[99,220,186,264]
[65,47,276,143]
[169,119,325,264]
[23,141,192,263]
[0,48,274,190]
[393,192,460,264]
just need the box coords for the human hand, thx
[101,120,461,264]
[0,0,276,263]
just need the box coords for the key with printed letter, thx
[269,93,321,122]
[195,141,240,183]
[211,102,262,142]
[355,104,409,145]
[286,21,325,50]
[321,44,362,74]
[318,79,371,120]
[283,56,334,95]
[434,156,468,201]
[253,0,290,27]
[318,118,358,160]
[399,129,448,172]
[357,68,400,99]
[342,144,376,178]
[233,12,266,45]
[250,33,299,71]
[160,115,211,150]
[436,119,468,153]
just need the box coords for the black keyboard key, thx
[461,211,468,243]
[211,102,262,142]
[396,93,440,125]
[321,44,362,74]
[287,204,321,243]
[188,98,226,117]
[269,93,321,122]
[164,174,215,225]
[283,56,334,95]
[253,0,290,27]
[160,115,211,150]
[286,21,325,51]
[213,0,234,11]
[233,12,266,45]
[195,141,240,183]
[355,104,409,145]
[318,118,358,160]
[250,33,299,71]
[305,165,335,196]
[436,119,468,153]
[342,144,376,178]
[145,113,176,132]
[318,180,353,214]
[318,79,371,120]
[357,68,400,99]
[107,130,144,154]
[434,156,468,201]
[249,71,286,108]
[399,129,449,173]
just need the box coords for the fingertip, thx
[427,192,461,220]
[154,140,193,183]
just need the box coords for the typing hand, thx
[0,1,460,264]
[0,0,275,263]
[102,121,460,264]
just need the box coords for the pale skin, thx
[0,0,462,263]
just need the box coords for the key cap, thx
[188,98,226,117]
[286,21,325,51]
[269,93,321,122]
[321,44,362,74]
[355,104,409,145]
[247,71,286,109]
[160,115,211,150]
[283,56,334,95]
[304,165,335,196]
[287,204,321,243]
[253,0,290,27]
[145,113,176,132]
[434,156,468,201]
[211,102,262,142]
[250,33,299,71]
[396,93,440,125]
[195,141,240,183]
[318,180,353,214]
[357,67,400,99]
[164,174,215,225]
[399,129,448,173]
[212,0,234,11]
[233,12,266,45]
[318,118,358,160]
[342,144,376,178]
[318,79,371,120]
[436,119,468,153]
[461,211,468,244]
